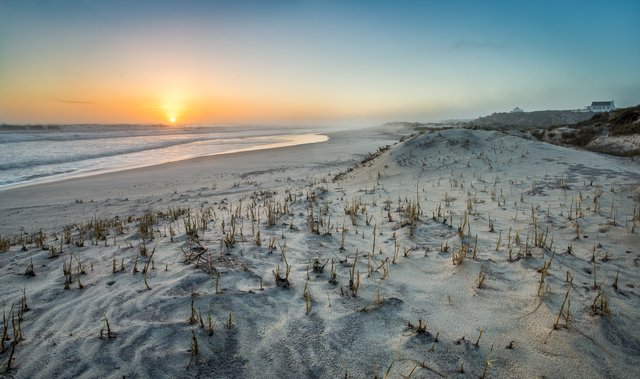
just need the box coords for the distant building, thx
[510,107,524,113]
[587,101,615,112]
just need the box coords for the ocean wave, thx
[0,168,76,187]
[0,130,328,190]
[0,125,296,144]
[0,137,217,171]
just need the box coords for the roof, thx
[591,101,614,106]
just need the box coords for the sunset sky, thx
[1,0,639,125]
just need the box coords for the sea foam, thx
[0,125,327,189]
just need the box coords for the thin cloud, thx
[452,40,508,50]
[57,99,94,104]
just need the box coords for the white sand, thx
[1,126,639,378]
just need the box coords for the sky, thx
[0,0,639,125]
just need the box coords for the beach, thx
[1,125,639,378]
[0,126,398,235]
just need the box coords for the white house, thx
[587,101,616,112]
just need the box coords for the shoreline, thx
[0,132,329,192]
[0,126,401,234]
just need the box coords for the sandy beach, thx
[1,125,639,378]
[0,126,400,235]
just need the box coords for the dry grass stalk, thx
[132,256,139,274]
[100,315,116,339]
[472,235,478,259]
[591,290,610,315]
[329,260,337,285]
[477,268,487,288]
[0,236,11,253]
[62,255,74,289]
[371,224,377,256]
[265,201,278,226]
[226,312,233,330]
[19,289,28,316]
[533,223,549,248]
[255,230,261,247]
[0,309,10,354]
[475,328,484,347]
[612,268,620,291]
[142,242,158,290]
[207,311,215,337]
[139,241,148,257]
[407,319,429,335]
[138,212,157,240]
[187,329,199,370]
[349,252,361,297]
[452,244,467,266]
[379,259,389,280]
[76,265,84,289]
[402,200,419,236]
[183,213,198,238]
[121,235,133,249]
[391,233,399,264]
[481,344,494,379]
[273,264,291,288]
[268,236,276,253]
[553,286,572,330]
[6,312,19,371]
[188,298,198,325]
[303,281,313,315]
[313,258,328,274]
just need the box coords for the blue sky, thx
[0,0,638,124]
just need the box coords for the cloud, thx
[139,103,164,109]
[57,99,94,104]
[452,40,508,50]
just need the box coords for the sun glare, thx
[169,117,176,123]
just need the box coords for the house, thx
[510,107,524,113]
[587,101,615,112]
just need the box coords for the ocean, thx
[0,124,328,189]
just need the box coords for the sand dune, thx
[1,126,639,378]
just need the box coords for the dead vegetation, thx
[0,126,638,378]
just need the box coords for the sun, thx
[169,117,176,123]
